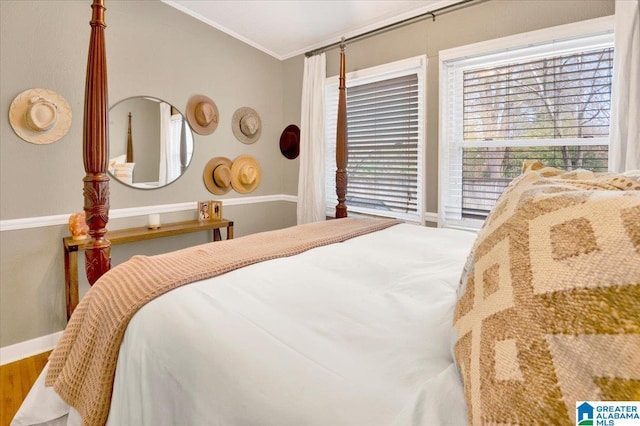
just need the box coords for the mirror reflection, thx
[108,96,194,189]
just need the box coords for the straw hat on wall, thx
[232,107,261,144]
[203,156,233,195]
[231,155,261,193]
[187,95,219,135]
[9,88,72,144]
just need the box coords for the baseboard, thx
[424,211,438,223]
[0,331,63,365]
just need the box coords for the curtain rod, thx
[305,0,480,57]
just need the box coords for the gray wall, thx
[284,0,614,216]
[0,0,296,347]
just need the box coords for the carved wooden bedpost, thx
[335,41,348,218]
[83,0,111,284]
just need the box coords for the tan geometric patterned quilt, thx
[453,161,640,425]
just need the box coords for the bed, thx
[13,222,476,426]
[11,1,640,425]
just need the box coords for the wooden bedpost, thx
[83,0,111,285]
[126,112,133,162]
[335,41,348,218]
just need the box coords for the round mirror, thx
[108,96,194,189]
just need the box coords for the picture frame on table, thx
[198,200,223,221]
[197,200,211,222]
[210,200,223,220]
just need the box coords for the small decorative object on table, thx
[198,200,211,221]
[68,212,89,240]
[210,200,223,220]
[147,214,161,229]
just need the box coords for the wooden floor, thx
[0,351,50,426]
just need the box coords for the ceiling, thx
[162,0,458,60]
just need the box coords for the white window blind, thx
[325,56,426,223]
[168,114,184,182]
[463,49,613,142]
[439,22,614,229]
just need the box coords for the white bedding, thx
[13,224,475,426]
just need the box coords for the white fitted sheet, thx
[13,224,475,426]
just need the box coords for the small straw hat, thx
[231,155,261,194]
[9,88,72,144]
[187,95,219,135]
[232,107,261,144]
[203,156,233,195]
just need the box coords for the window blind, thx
[461,145,609,218]
[325,57,425,222]
[168,115,183,182]
[459,48,612,219]
[347,74,420,213]
[463,48,613,142]
[439,27,614,229]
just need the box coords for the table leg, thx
[213,229,222,241]
[64,246,79,321]
[227,222,234,240]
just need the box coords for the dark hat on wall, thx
[279,124,300,160]
[203,156,232,195]
[187,95,219,135]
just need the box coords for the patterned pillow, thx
[453,161,640,425]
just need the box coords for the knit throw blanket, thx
[45,218,399,426]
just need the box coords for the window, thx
[439,17,614,230]
[325,56,426,223]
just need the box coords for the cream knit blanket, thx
[45,218,399,426]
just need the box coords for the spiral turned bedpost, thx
[83,0,111,285]
[335,40,348,218]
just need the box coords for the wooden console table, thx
[63,219,233,320]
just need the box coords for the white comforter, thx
[13,224,475,426]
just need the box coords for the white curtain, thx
[158,102,172,186]
[297,53,326,224]
[609,0,640,172]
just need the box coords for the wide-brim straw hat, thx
[232,107,261,144]
[279,124,300,159]
[9,88,72,145]
[187,95,219,135]
[231,155,261,194]
[203,156,233,195]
